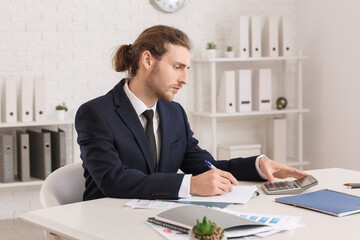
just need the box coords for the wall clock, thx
[150,0,189,13]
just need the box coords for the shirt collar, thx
[123,79,157,116]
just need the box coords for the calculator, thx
[261,175,318,195]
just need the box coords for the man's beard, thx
[147,63,175,102]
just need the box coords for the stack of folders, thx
[276,189,360,217]
[235,16,294,58]
[148,205,271,238]
[0,129,66,183]
[42,129,66,171]
[26,129,66,180]
[217,69,272,113]
[1,76,46,123]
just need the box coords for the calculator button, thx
[285,182,295,189]
[265,184,277,191]
[275,183,284,190]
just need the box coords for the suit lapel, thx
[113,80,155,173]
[157,100,171,172]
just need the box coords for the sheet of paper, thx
[221,209,304,237]
[126,199,183,209]
[178,185,257,204]
[147,222,188,240]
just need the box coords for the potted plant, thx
[189,216,227,240]
[206,41,217,59]
[55,102,68,120]
[225,46,235,58]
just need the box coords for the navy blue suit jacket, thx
[75,79,263,201]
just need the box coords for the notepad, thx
[149,205,271,238]
[275,189,360,217]
[177,185,257,204]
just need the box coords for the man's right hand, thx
[190,169,238,196]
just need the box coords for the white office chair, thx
[39,162,85,208]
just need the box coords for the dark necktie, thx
[142,110,158,171]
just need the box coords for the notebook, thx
[148,205,271,238]
[275,189,360,217]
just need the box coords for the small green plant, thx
[55,102,68,111]
[206,41,216,50]
[226,46,233,52]
[195,216,215,237]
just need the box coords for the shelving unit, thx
[191,55,309,168]
[0,119,74,189]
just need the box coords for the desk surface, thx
[20,168,360,240]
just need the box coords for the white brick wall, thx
[0,0,297,219]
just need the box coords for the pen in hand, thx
[205,160,217,170]
[204,160,239,190]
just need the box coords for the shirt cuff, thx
[178,174,192,198]
[256,155,268,180]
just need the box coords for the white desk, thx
[20,168,360,240]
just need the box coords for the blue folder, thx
[275,189,360,217]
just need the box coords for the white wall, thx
[0,0,297,218]
[297,0,360,170]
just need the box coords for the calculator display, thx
[296,175,317,187]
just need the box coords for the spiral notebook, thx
[276,189,360,217]
[148,205,271,238]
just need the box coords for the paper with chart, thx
[177,185,257,204]
[221,209,304,237]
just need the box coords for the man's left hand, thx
[259,156,308,184]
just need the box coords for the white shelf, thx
[192,56,308,62]
[0,119,75,189]
[192,53,308,169]
[192,108,309,118]
[0,119,74,128]
[0,178,43,189]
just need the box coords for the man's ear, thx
[141,50,154,70]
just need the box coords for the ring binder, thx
[147,217,189,234]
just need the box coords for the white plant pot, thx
[56,110,65,121]
[225,51,235,58]
[189,227,227,240]
[207,49,216,59]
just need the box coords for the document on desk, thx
[126,199,184,209]
[147,209,303,240]
[221,209,304,237]
[178,185,257,204]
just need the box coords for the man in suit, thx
[75,25,307,201]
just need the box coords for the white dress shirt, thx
[123,80,267,198]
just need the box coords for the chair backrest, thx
[39,162,85,208]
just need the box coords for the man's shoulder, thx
[158,100,184,111]
[80,80,125,108]
[80,91,113,109]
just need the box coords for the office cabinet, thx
[0,120,74,189]
[191,55,309,168]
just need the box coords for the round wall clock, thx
[150,0,189,13]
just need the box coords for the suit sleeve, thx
[178,105,264,181]
[75,103,184,200]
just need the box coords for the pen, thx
[205,160,217,170]
[344,183,360,189]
